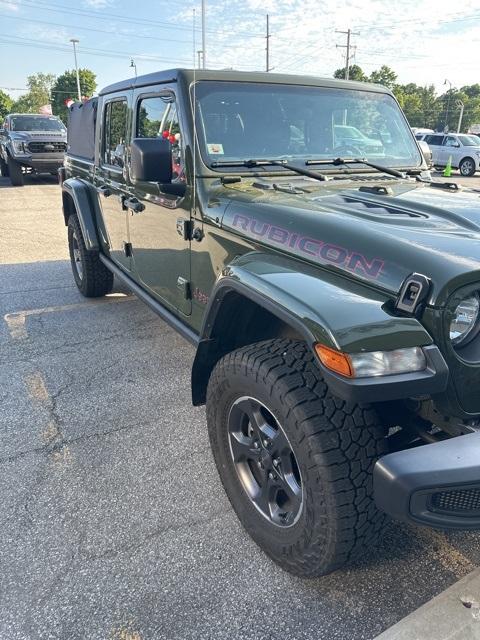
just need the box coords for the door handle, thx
[98,185,112,197]
[124,197,145,214]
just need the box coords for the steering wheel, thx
[332,144,363,158]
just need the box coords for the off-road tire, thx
[0,156,9,177]
[206,338,388,577]
[68,214,113,297]
[459,157,476,177]
[7,157,24,186]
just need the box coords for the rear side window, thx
[425,135,443,146]
[103,99,128,167]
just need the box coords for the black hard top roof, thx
[99,68,391,97]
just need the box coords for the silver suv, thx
[418,132,480,176]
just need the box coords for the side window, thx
[445,136,458,147]
[103,99,128,167]
[425,135,443,146]
[136,95,184,181]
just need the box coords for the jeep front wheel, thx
[206,339,388,577]
[7,157,24,186]
[0,156,9,177]
[68,214,113,297]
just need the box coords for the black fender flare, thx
[62,178,101,251]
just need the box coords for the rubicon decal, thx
[232,214,384,279]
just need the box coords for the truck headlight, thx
[450,294,480,346]
[12,141,26,154]
[315,345,427,378]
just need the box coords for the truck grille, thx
[27,141,66,153]
[430,488,480,514]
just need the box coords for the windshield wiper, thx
[210,159,329,182]
[305,157,406,179]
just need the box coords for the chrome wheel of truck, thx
[460,157,476,176]
[207,338,388,577]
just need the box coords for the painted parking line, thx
[3,293,134,340]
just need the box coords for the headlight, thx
[12,140,26,154]
[450,294,480,346]
[315,345,426,378]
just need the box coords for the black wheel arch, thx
[62,178,102,251]
[192,278,312,406]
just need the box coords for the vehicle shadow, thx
[0,174,58,188]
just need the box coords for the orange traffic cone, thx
[443,156,453,177]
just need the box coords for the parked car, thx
[417,132,480,176]
[61,68,480,577]
[333,124,383,153]
[0,113,67,186]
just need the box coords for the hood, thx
[218,177,480,307]
[9,130,67,142]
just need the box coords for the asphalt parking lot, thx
[1,171,480,640]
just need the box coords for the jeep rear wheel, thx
[7,157,24,186]
[459,157,476,177]
[206,338,388,577]
[68,214,113,297]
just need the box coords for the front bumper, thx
[14,154,64,172]
[374,431,480,529]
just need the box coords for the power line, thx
[3,0,264,38]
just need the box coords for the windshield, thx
[458,134,480,147]
[10,115,66,132]
[194,81,422,169]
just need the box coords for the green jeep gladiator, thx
[60,69,480,577]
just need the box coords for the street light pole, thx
[201,0,206,69]
[70,38,81,101]
[456,100,465,133]
[444,78,452,132]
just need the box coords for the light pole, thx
[456,100,465,133]
[201,0,206,68]
[70,38,81,101]
[444,78,453,132]
[130,58,137,78]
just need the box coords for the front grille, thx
[27,141,66,153]
[430,488,480,514]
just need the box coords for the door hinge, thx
[177,276,191,300]
[176,218,192,241]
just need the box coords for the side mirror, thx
[418,140,432,167]
[130,138,172,183]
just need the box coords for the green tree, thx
[0,89,13,119]
[333,64,368,81]
[51,69,97,122]
[369,65,397,90]
[11,72,56,113]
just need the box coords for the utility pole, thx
[456,100,465,133]
[201,0,206,69]
[70,38,81,101]
[335,28,359,80]
[266,14,271,72]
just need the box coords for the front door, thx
[128,89,191,315]
[96,95,131,271]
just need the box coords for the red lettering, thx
[268,226,289,244]
[347,253,384,278]
[320,244,348,265]
[232,214,250,230]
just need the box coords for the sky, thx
[1,0,480,100]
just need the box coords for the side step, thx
[374,431,480,529]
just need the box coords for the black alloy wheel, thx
[228,396,302,527]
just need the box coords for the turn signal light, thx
[315,345,353,377]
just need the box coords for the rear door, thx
[95,94,132,272]
[443,135,461,167]
[127,87,191,315]
[425,134,444,165]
